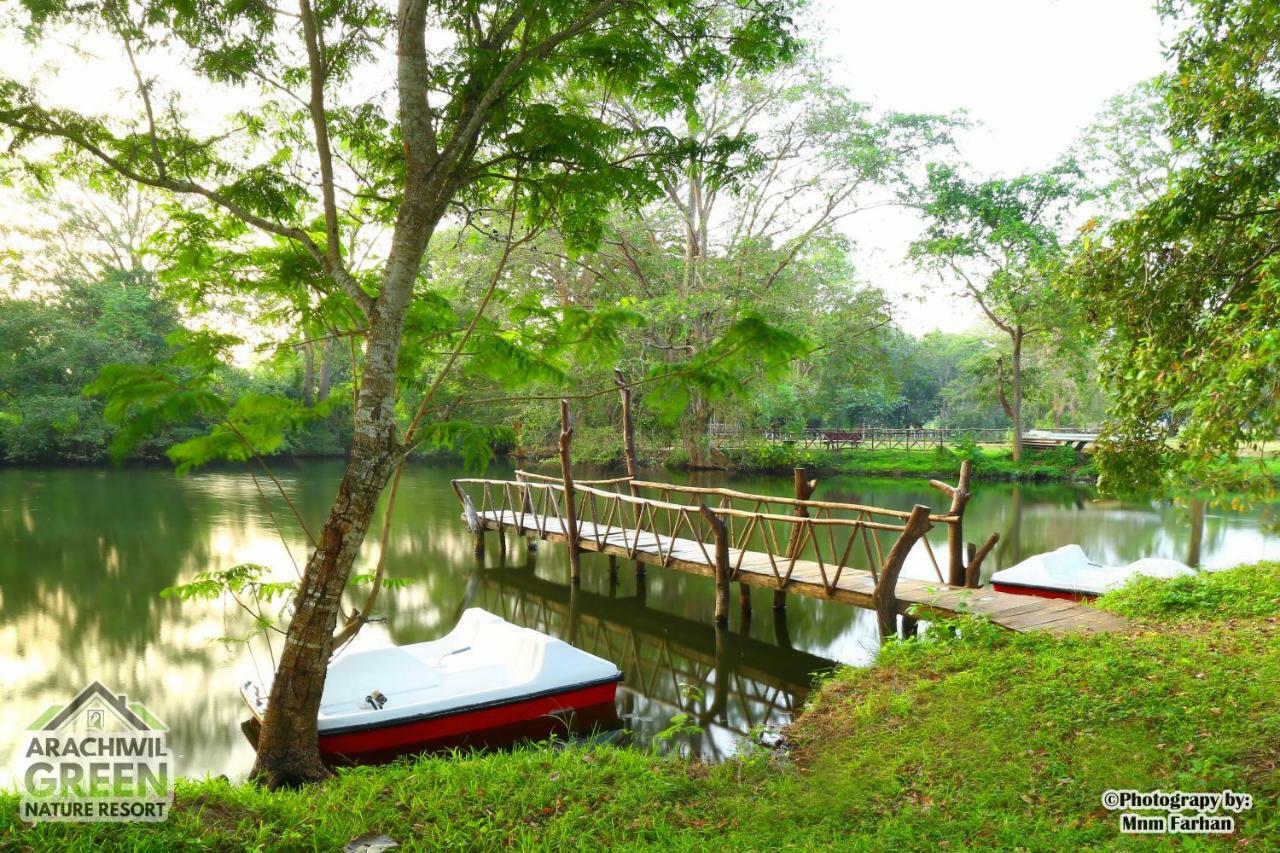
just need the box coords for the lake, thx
[2,460,1276,783]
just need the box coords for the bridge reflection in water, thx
[467,558,841,760]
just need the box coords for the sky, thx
[0,1,1168,337]
[814,0,1166,333]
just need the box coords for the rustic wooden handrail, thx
[514,470,635,486]
[457,478,913,533]
[628,479,961,525]
[452,471,1120,640]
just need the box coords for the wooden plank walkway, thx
[474,510,1129,636]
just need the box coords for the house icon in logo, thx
[30,681,165,733]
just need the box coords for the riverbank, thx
[4,563,1276,849]
[719,443,1096,482]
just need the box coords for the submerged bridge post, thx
[929,460,971,587]
[776,467,817,610]
[698,503,731,625]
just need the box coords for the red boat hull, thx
[316,680,621,765]
[992,582,1096,602]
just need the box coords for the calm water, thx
[2,461,1277,783]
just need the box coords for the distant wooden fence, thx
[708,426,1010,451]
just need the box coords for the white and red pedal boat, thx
[990,544,1195,601]
[240,608,622,764]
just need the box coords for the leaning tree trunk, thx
[248,306,408,787]
[249,169,436,784]
[248,436,399,787]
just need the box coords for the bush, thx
[736,441,806,471]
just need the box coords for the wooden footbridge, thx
[452,399,1127,639]
[451,473,1127,639]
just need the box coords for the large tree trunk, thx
[682,394,715,469]
[247,437,399,787]
[249,155,442,787]
[249,296,412,787]
[1011,327,1023,461]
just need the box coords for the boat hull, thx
[991,582,1096,602]
[313,678,621,765]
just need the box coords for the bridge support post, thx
[965,533,1000,587]
[698,503,731,625]
[929,459,971,587]
[873,504,933,641]
[559,400,581,584]
[776,467,817,609]
[772,607,792,649]
[516,472,537,551]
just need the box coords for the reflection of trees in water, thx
[471,564,837,759]
[0,468,209,648]
[954,483,1247,571]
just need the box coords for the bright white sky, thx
[815,0,1166,333]
[1,0,1167,337]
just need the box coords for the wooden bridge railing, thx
[509,471,959,581]
[452,472,949,636]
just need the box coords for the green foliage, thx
[0,270,188,462]
[84,329,237,463]
[411,421,514,470]
[1072,0,1280,501]
[728,440,816,472]
[651,712,703,754]
[1098,562,1280,621]
[644,314,810,426]
[160,563,296,605]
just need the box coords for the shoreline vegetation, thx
[3,563,1276,850]
[6,443,1278,503]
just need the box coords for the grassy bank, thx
[721,442,1096,482]
[4,564,1277,850]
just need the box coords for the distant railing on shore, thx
[707,426,1011,451]
[511,424,1102,459]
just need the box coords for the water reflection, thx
[2,462,1277,783]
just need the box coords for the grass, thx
[4,564,1278,850]
[1100,561,1280,622]
[724,442,1095,482]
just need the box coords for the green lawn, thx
[4,564,1277,851]
[723,442,1096,482]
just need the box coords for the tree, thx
[1073,78,1183,219]
[911,163,1082,459]
[1071,0,1280,498]
[0,271,185,460]
[0,0,800,786]
[0,184,191,461]
[493,57,954,465]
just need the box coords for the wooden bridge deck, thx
[474,510,1129,635]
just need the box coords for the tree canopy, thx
[1073,0,1280,498]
